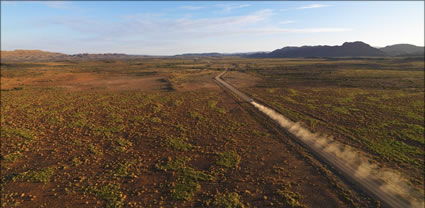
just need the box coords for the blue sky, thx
[1,1,424,55]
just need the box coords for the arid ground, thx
[1,57,423,207]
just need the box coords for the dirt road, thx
[215,70,423,208]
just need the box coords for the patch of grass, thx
[402,124,425,144]
[215,108,227,114]
[113,137,133,152]
[173,99,183,106]
[305,118,320,131]
[166,136,193,151]
[89,184,124,208]
[208,192,245,208]
[367,138,421,164]
[411,100,424,108]
[406,111,424,122]
[223,137,237,143]
[152,103,163,114]
[149,117,162,123]
[287,89,298,96]
[131,115,146,122]
[216,151,241,168]
[267,88,277,93]
[208,100,218,108]
[22,167,56,183]
[92,126,119,139]
[332,106,350,115]
[271,102,302,121]
[161,157,214,201]
[284,97,298,104]
[189,111,205,121]
[72,157,83,166]
[181,166,214,182]
[337,96,354,103]
[170,180,200,201]
[70,112,88,127]
[208,100,227,114]
[114,161,136,178]
[88,144,103,156]
[1,127,34,140]
[70,119,87,128]
[161,158,213,181]
[109,113,124,123]
[251,129,268,137]
[276,184,304,208]
[2,152,23,162]
[160,157,187,171]
[174,123,187,132]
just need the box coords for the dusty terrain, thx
[1,57,423,207]
[225,58,424,193]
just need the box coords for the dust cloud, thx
[251,101,424,208]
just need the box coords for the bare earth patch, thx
[1,71,167,91]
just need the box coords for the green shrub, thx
[216,151,241,168]
[210,192,245,208]
[22,167,56,183]
[161,157,214,201]
[89,184,124,208]
[2,152,22,162]
[166,136,193,151]
[170,180,200,201]
[276,184,304,208]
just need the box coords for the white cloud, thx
[179,6,205,10]
[297,4,329,10]
[279,20,295,24]
[280,4,330,11]
[244,28,352,34]
[216,4,251,12]
[53,9,349,41]
[124,9,275,35]
[43,9,351,54]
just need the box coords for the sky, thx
[1,1,424,55]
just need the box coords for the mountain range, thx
[250,41,385,58]
[1,42,423,61]
[379,44,425,56]
[0,50,151,62]
[248,42,423,58]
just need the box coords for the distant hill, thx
[1,50,68,61]
[175,53,223,57]
[175,51,269,57]
[2,42,423,61]
[68,53,144,60]
[380,44,424,56]
[249,41,386,58]
[1,50,149,62]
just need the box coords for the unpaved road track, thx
[215,70,420,208]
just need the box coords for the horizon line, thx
[2,41,424,56]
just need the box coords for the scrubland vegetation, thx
[225,57,424,192]
[1,57,423,207]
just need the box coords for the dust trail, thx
[251,101,424,208]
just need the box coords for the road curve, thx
[215,70,421,208]
[215,71,252,102]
